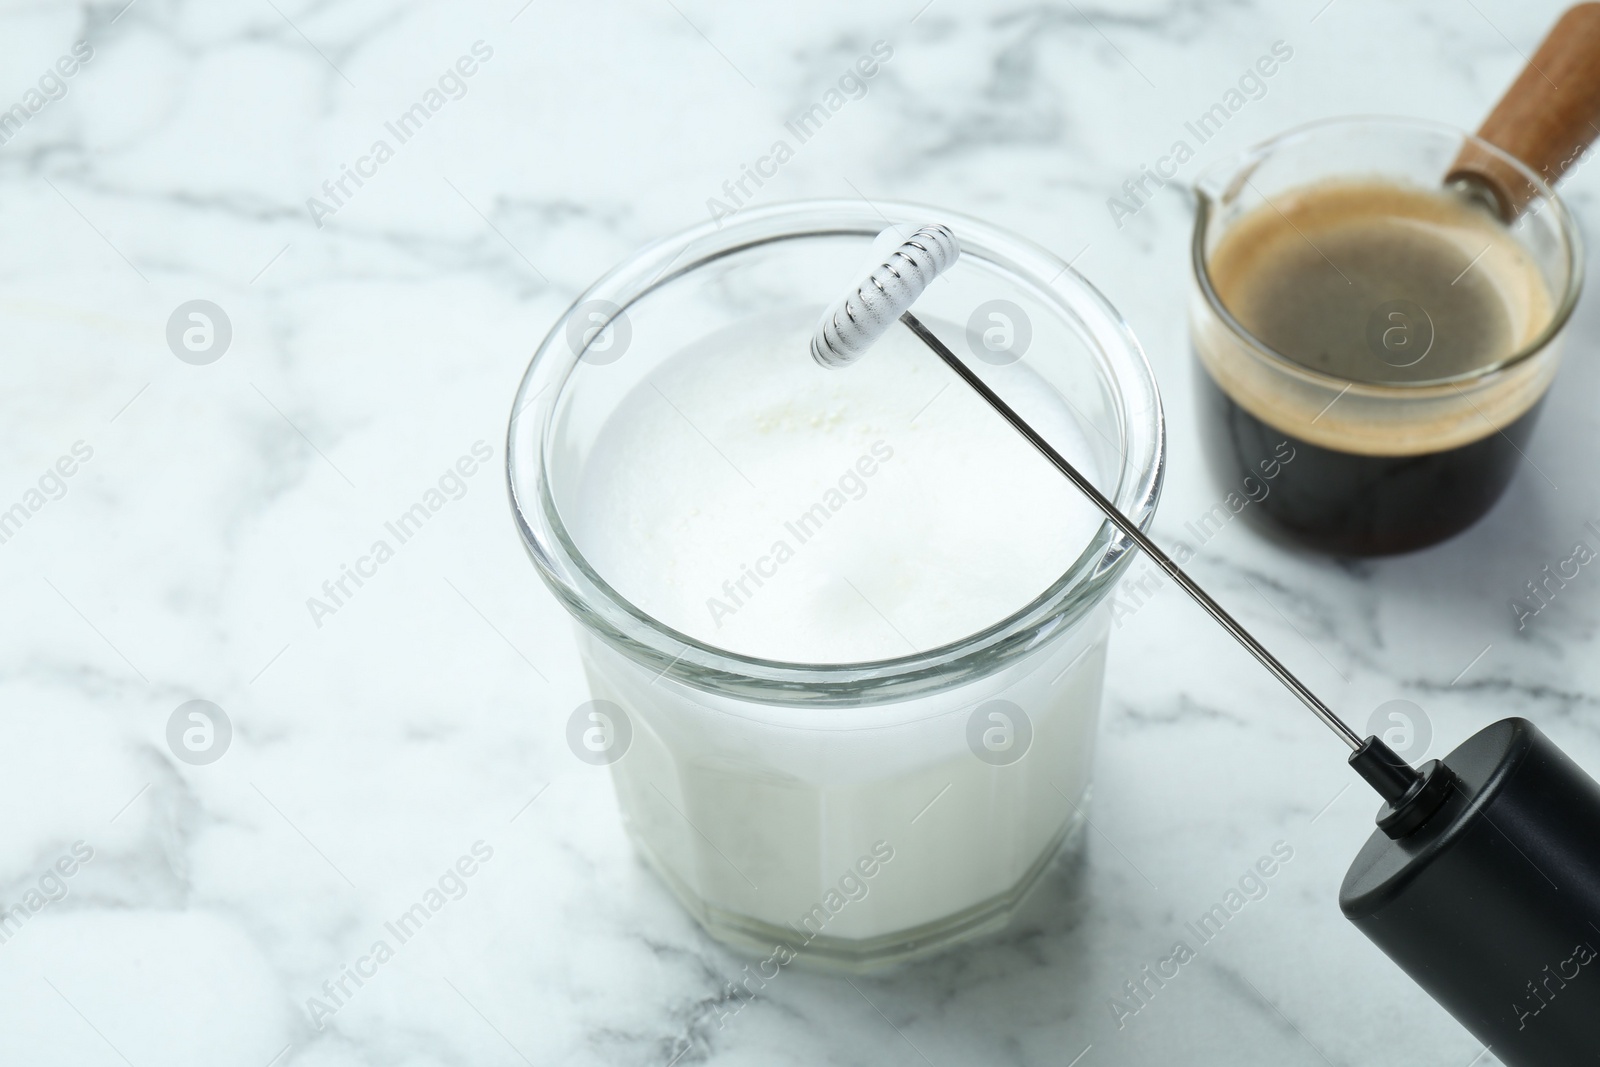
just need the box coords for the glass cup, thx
[1190,117,1583,556]
[508,201,1163,969]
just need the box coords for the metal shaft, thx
[900,311,1364,752]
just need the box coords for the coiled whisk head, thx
[810,224,961,368]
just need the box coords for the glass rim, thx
[506,198,1165,705]
[1191,114,1585,393]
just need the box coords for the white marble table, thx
[2,0,1596,1063]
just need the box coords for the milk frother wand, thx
[812,225,1409,792]
[812,224,1600,1065]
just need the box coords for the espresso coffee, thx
[1194,180,1557,555]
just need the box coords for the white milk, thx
[571,312,1102,661]
[567,311,1113,955]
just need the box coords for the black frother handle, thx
[1342,718,1600,1066]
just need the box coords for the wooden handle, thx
[1447,2,1600,218]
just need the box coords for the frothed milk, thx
[566,310,1112,953]
[570,312,1103,662]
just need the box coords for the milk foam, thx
[567,310,1105,663]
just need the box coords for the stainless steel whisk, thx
[812,225,1371,755]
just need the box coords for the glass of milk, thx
[508,202,1163,969]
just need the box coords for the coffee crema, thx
[1212,181,1549,381]
[1193,179,1562,554]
